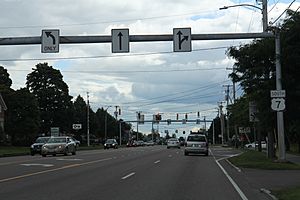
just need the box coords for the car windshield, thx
[47,137,67,143]
[187,135,206,142]
[35,137,49,143]
[106,139,115,143]
[168,138,178,141]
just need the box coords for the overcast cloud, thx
[1,0,299,136]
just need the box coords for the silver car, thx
[41,136,76,157]
[184,134,208,156]
[167,138,180,149]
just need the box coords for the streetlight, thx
[104,106,112,140]
[219,0,268,32]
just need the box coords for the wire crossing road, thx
[0,146,270,200]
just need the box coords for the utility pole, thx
[104,106,112,140]
[219,102,225,145]
[275,28,286,161]
[223,85,232,142]
[87,92,90,146]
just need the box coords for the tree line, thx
[0,63,131,146]
[208,10,300,153]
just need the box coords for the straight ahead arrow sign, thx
[118,32,123,50]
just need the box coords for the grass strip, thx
[228,150,300,170]
[273,186,300,200]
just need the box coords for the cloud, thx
[1,0,298,135]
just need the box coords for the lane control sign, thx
[173,28,192,52]
[41,29,59,53]
[112,29,129,53]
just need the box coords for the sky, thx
[0,0,299,137]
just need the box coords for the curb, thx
[260,188,278,200]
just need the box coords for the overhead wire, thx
[270,0,296,24]
[0,46,229,62]
[0,9,218,30]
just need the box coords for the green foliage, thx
[273,186,300,200]
[0,66,12,88]
[226,10,300,147]
[5,88,40,146]
[26,63,73,134]
[229,150,300,170]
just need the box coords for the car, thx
[245,141,267,149]
[41,136,77,157]
[72,137,81,147]
[104,139,118,149]
[178,137,185,146]
[184,134,208,156]
[30,136,50,156]
[126,140,135,147]
[167,138,180,149]
[144,140,155,146]
[136,140,145,146]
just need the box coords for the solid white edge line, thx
[210,149,248,200]
[121,172,135,180]
[215,160,248,200]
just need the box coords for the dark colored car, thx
[104,139,118,149]
[30,137,50,156]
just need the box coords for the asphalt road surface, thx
[0,146,271,200]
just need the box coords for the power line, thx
[0,46,229,62]
[268,0,281,13]
[270,0,296,25]
[0,9,218,30]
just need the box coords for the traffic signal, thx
[176,113,179,120]
[156,114,161,121]
[183,131,185,134]
[185,113,188,120]
[197,111,200,118]
[119,108,121,115]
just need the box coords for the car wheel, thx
[205,152,209,156]
[31,152,35,156]
[72,150,76,155]
[42,154,46,157]
[184,151,188,156]
[167,147,170,149]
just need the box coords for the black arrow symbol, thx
[177,31,189,50]
[118,32,123,50]
[45,31,56,45]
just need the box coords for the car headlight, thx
[31,145,34,148]
[112,144,115,146]
[42,146,47,149]
[104,144,107,146]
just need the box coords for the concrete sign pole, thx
[275,29,286,161]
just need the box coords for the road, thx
[0,146,271,200]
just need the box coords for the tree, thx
[0,66,12,89]
[5,88,40,146]
[226,10,300,152]
[26,63,73,134]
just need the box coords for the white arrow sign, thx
[173,28,191,52]
[41,29,59,53]
[112,29,129,53]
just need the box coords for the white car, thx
[245,141,267,149]
[184,134,208,156]
[167,138,180,149]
